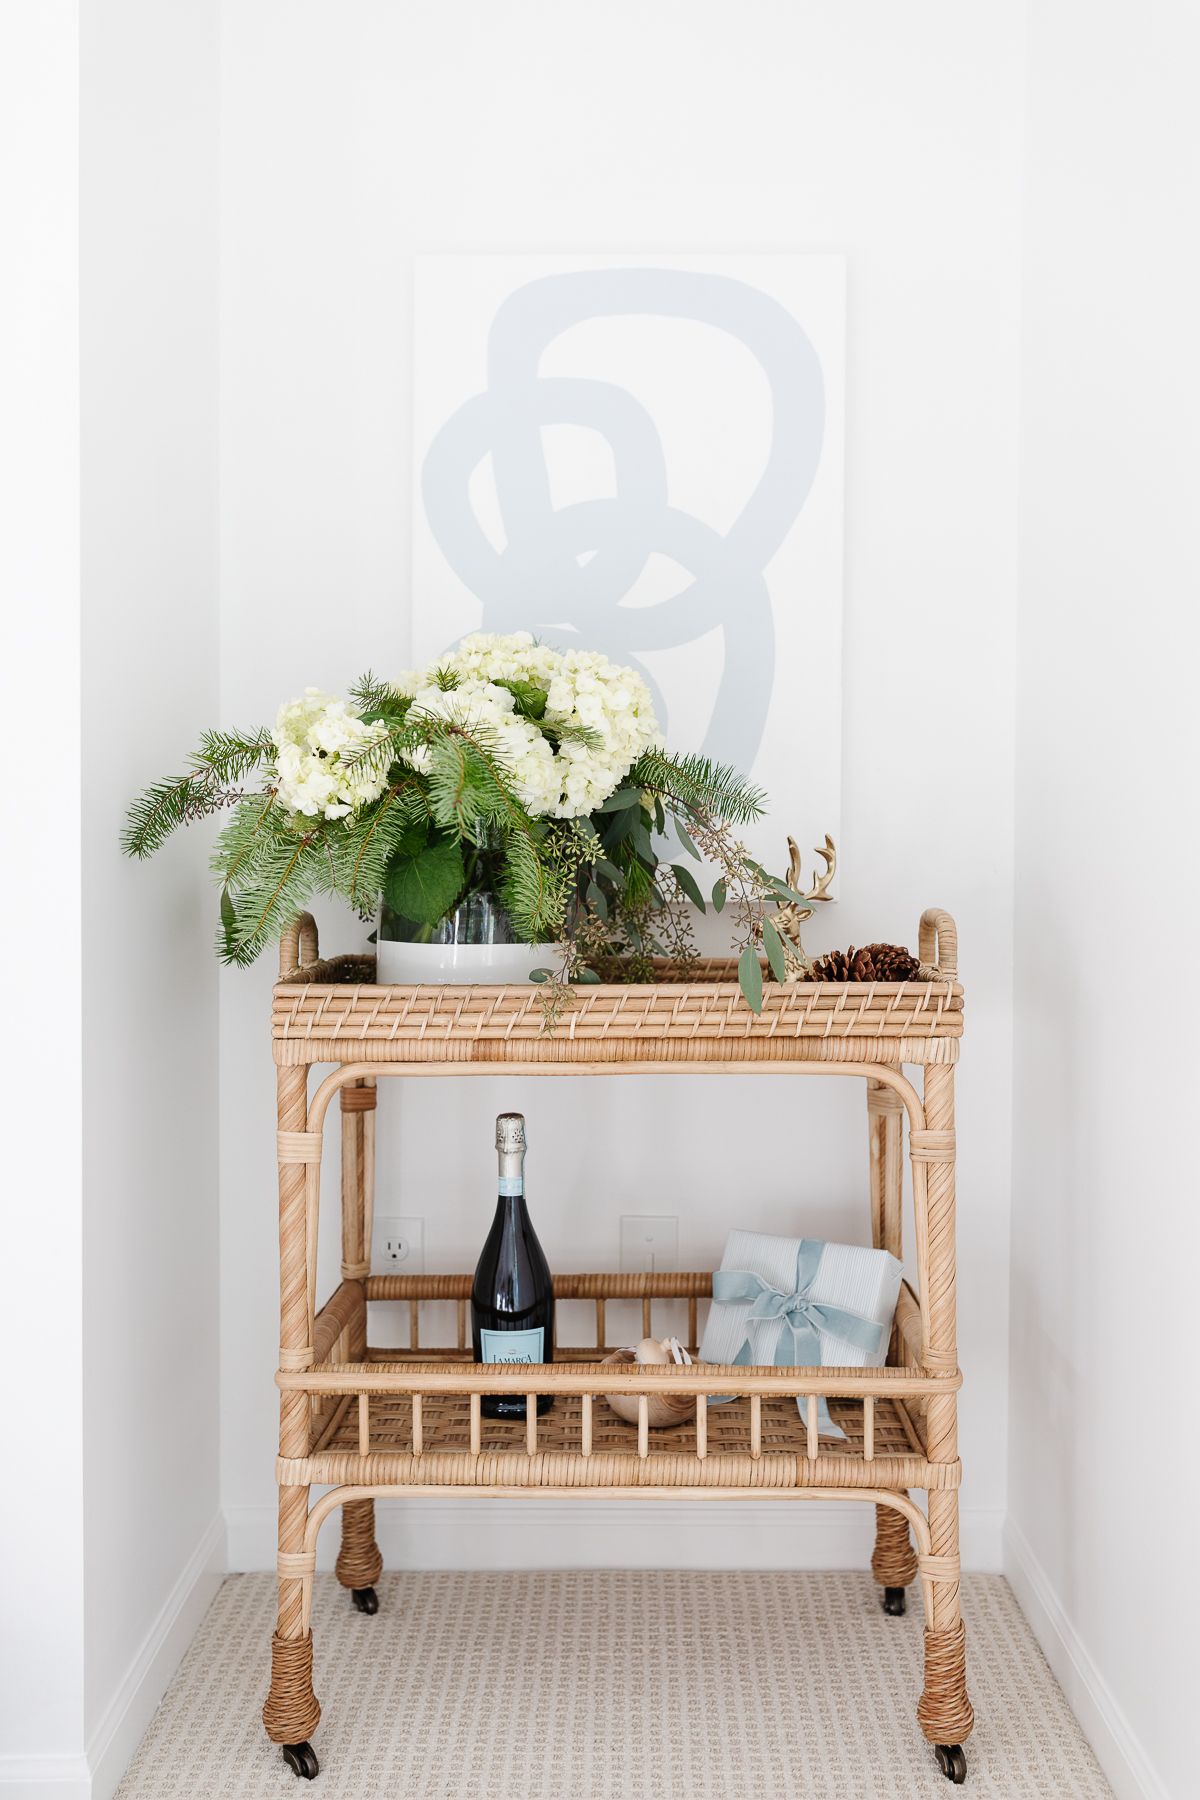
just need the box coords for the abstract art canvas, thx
[412,253,845,863]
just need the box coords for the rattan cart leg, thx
[263,1065,321,1762]
[867,1080,904,1260]
[335,1080,383,1611]
[868,1083,913,1612]
[917,1490,973,1748]
[913,1064,973,1758]
[871,1500,918,1614]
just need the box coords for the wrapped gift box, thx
[699,1230,903,1439]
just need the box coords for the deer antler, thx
[784,834,837,915]
[770,833,838,980]
[805,834,837,903]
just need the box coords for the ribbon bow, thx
[712,1240,885,1369]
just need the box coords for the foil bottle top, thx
[495,1112,527,1155]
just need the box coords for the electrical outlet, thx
[373,1215,425,1272]
[619,1214,678,1273]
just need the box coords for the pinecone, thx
[856,942,921,982]
[811,942,920,982]
[811,947,857,981]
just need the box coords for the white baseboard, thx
[1003,1517,1168,1800]
[0,1754,92,1800]
[227,1497,1004,1574]
[84,1511,226,1800]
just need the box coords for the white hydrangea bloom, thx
[412,633,662,818]
[272,688,390,821]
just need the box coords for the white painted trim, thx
[85,1511,226,1800]
[227,1498,1004,1574]
[1003,1517,1169,1800]
[0,1754,92,1800]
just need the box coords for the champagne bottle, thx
[471,1113,554,1419]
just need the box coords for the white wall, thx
[78,3,223,1790]
[1007,6,1199,1799]
[219,1,1023,1570]
[0,6,87,1790]
[1,4,222,1795]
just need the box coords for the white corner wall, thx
[0,6,87,1791]
[1,4,222,1796]
[79,2,223,1792]
[218,1,1022,1572]
[1008,6,1199,1799]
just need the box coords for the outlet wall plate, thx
[372,1215,425,1272]
[619,1214,679,1273]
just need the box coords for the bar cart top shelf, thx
[271,907,962,1069]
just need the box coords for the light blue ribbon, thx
[712,1240,885,1369]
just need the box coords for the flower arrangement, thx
[124,632,811,1014]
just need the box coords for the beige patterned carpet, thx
[116,1571,1112,1799]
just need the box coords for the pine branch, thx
[122,770,214,858]
[123,727,275,859]
[628,749,766,825]
[332,781,429,908]
[193,727,274,782]
[349,670,416,722]
[334,716,425,781]
[210,791,280,890]
[218,829,321,966]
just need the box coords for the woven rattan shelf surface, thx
[297,1375,943,1492]
[272,958,963,1069]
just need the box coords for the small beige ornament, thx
[602,1335,696,1428]
[769,834,837,979]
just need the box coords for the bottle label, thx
[479,1326,544,1365]
[497,1176,524,1196]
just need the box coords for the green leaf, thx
[495,678,547,720]
[653,796,666,835]
[761,916,788,983]
[586,881,609,921]
[711,877,727,913]
[596,786,641,814]
[738,944,764,1013]
[383,838,465,926]
[670,863,706,911]
[593,857,626,887]
[602,806,638,848]
[396,819,430,857]
[765,876,814,907]
[575,966,601,984]
[529,968,553,982]
[673,820,702,860]
[219,887,237,959]
[630,819,656,865]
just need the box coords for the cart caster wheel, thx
[282,1742,319,1780]
[882,1586,907,1616]
[351,1585,379,1615]
[935,1744,967,1783]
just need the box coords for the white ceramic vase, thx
[375,884,555,986]
[374,935,547,986]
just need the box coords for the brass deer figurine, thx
[771,834,837,979]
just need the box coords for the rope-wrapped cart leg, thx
[913,1063,973,1783]
[335,1080,383,1614]
[871,1500,918,1615]
[263,1065,322,1778]
[867,1082,912,1614]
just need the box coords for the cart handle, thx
[279,912,319,979]
[918,909,957,979]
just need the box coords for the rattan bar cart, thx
[262,907,974,1784]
